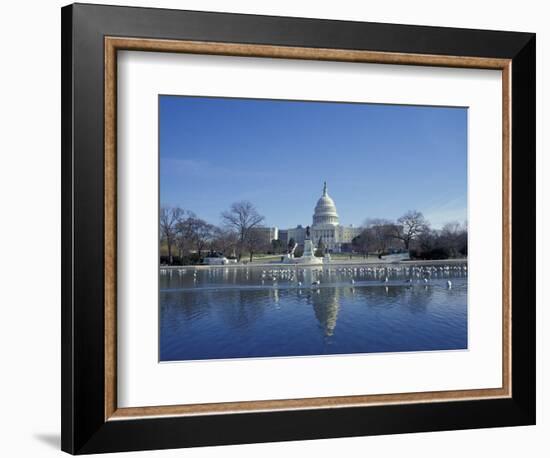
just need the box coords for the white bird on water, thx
[312,280,321,286]
[350,279,355,285]
[447,280,453,288]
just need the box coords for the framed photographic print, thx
[61,3,536,454]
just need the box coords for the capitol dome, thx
[313,182,340,226]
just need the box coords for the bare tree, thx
[173,211,196,259]
[210,227,239,257]
[410,220,467,260]
[440,221,467,257]
[221,201,265,261]
[393,210,430,251]
[189,218,215,258]
[245,227,269,262]
[363,218,396,254]
[160,206,185,264]
[351,232,369,258]
[174,214,214,259]
[416,228,437,254]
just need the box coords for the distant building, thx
[283,182,362,253]
[278,229,289,245]
[287,225,306,247]
[253,226,279,246]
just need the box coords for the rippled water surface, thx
[160,263,467,361]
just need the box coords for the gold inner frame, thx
[104,37,512,421]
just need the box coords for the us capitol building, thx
[266,182,362,253]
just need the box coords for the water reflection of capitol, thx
[207,282,345,338]
[310,288,344,337]
[174,267,438,340]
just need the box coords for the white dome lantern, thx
[313,182,339,226]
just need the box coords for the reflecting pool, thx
[159,263,467,361]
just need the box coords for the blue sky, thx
[160,95,467,229]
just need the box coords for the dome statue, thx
[312,181,339,226]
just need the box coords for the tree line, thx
[351,210,467,260]
[161,203,467,265]
[160,201,270,265]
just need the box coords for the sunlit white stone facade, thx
[282,182,362,253]
[253,226,279,246]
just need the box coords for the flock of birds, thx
[160,264,467,289]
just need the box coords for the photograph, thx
[159,95,469,362]
[54,2,537,455]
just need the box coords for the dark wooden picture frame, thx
[62,3,535,454]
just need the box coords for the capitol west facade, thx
[276,182,362,253]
